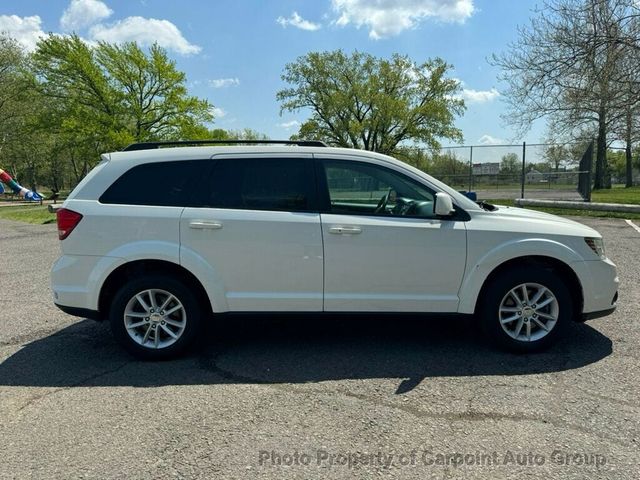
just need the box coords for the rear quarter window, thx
[99,160,211,207]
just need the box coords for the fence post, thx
[468,146,473,192]
[521,141,526,199]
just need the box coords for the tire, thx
[479,266,572,353]
[109,274,203,360]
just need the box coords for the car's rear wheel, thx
[109,275,202,359]
[480,266,572,352]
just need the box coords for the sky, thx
[0,0,547,149]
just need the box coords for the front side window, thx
[322,160,436,218]
[204,157,315,212]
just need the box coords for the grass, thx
[591,185,640,204]
[0,205,56,224]
[485,199,640,220]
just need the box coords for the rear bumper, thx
[581,306,616,322]
[51,253,124,312]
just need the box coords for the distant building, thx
[472,162,500,175]
[526,169,544,182]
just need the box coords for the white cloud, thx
[332,0,474,39]
[478,134,504,145]
[60,0,113,31]
[209,78,240,88]
[278,120,301,130]
[0,15,46,51]
[461,87,499,104]
[211,107,226,118]
[89,16,200,55]
[277,12,321,31]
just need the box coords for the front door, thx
[318,158,467,312]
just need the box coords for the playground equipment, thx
[0,167,43,201]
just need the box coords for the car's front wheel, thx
[109,275,203,359]
[480,266,572,352]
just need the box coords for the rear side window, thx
[99,160,211,206]
[203,157,316,212]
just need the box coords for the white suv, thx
[51,140,618,358]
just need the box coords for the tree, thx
[277,50,465,154]
[607,148,627,179]
[610,44,640,187]
[31,35,213,150]
[543,144,569,172]
[500,153,520,175]
[96,42,212,141]
[0,35,53,191]
[491,0,640,189]
[181,126,269,142]
[0,36,28,135]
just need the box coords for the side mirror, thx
[434,192,455,217]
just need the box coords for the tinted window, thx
[322,160,436,218]
[100,160,210,206]
[204,158,315,212]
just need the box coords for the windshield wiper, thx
[477,201,497,211]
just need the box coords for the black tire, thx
[109,274,203,360]
[479,266,572,353]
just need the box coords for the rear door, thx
[180,154,323,312]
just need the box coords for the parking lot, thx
[0,216,638,479]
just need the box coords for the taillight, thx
[56,208,83,240]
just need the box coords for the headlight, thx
[585,237,606,258]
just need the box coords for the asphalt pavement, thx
[0,216,638,479]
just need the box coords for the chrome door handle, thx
[328,226,362,235]
[189,220,223,230]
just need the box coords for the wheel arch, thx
[98,259,213,320]
[472,255,583,319]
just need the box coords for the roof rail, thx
[122,139,328,151]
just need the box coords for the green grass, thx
[591,185,640,204]
[526,206,640,220]
[0,206,56,224]
[485,199,640,220]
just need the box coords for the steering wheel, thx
[374,188,394,214]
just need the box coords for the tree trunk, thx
[593,109,607,190]
[626,144,633,188]
[625,109,633,188]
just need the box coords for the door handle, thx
[189,220,223,230]
[328,225,362,235]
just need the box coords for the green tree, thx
[0,35,29,139]
[424,151,469,187]
[277,50,465,154]
[180,127,269,142]
[543,144,569,172]
[0,35,54,192]
[31,35,213,150]
[607,149,628,180]
[96,42,212,141]
[500,153,520,175]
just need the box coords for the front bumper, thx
[54,303,103,321]
[571,257,619,316]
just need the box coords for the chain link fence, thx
[421,142,594,202]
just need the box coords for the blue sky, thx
[0,0,547,147]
